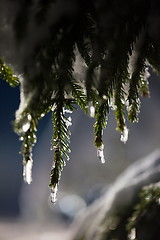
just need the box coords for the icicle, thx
[50,184,58,203]
[120,126,129,143]
[87,101,95,117]
[23,159,33,184]
[97,144,105,164]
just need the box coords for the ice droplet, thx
[97,144,105,164]
[41,113,45,118]
[50,185,58,203]
[22,114,32,133]
[88,101,95,117]
[23,159,33,184]
[22,122,30,133]
[120,126,129,143]
[27,113,32,121]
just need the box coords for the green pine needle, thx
[0,58,19,87]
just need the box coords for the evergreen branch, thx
[139,69,150,98]
[14,111,37,184]
[49,98,73,202]
[47,27,76,201]
[0,58,19,87]
[94,101,108,163]
[103,26,130,139]
[94,101,108,148]
[76,13,95,67]
[114,80,126,133]
[98,52,116,100]
[71,81,87,112]
[21,122,37,184]
[128,38,148,123]
[127,183,160,239]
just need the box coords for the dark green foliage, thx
[0,58,19,87]
[50,100,74,191]
[127,183,160,240]
[94,101,108,149]
[1,0,160,199]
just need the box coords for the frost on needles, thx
[1,0,160,201]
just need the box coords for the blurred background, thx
[0,70,160,239]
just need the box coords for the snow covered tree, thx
[0,0,160,203]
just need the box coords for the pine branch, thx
[94,101,109,163]
[49,98,73,203]
[128,37,149,123]
[14,111,37,184]
[127,183,160,240]
[3,1,160,202]
[0,58,19,87]
[71,81,87,112]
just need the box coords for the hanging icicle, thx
[23,158,33,184]
[97,144,105,164]
[120,126,129,144]
[50,184,58,204]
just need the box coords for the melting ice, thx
[23,159,33,184]
[21,114,32,133]
[120,126,129,144]
[50,185,58,203]
[97,144,105,164]
[22,122,30,133]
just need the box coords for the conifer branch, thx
[1,1,160,201]
[128,38,148,123]
[94,101,108,163]
[0,58,19,87]
[71,81,87,112]
[49,98,73,202]
[14,111,37,184]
